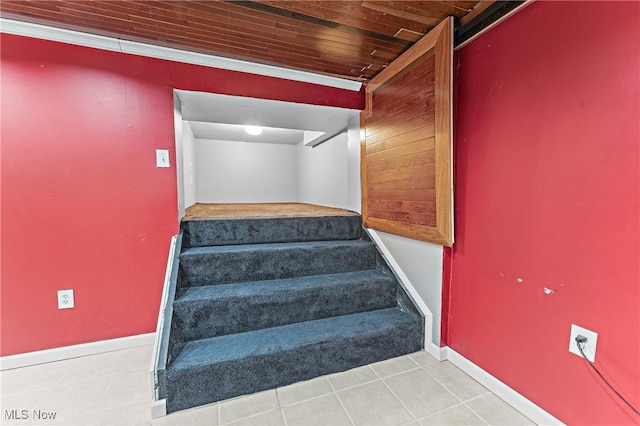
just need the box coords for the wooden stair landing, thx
[183,203,358,221]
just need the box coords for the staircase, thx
[158,211,424,413]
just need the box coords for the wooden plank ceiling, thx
[0,0,488,82]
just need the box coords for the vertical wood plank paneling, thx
[362,17,453,246]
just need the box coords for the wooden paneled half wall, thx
[361,17,453,246]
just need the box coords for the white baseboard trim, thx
[150,399,167,419]
[0,333,156,371]
[426,343,448,362]
[446,348,564,425]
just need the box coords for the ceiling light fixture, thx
[244,125,263,136]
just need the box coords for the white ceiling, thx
[176,90,359,146]
[189,122,305,145]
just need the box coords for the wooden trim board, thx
[361,17,453,246]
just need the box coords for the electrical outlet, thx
[569,324,598,362]
[57,289,75,309]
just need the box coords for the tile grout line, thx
[275,388,288,426]
[377,378,419,421]
[370,359,420,422]
[326,371,356,426]
[423,367,490,426]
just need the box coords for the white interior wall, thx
[194,139,298,203]
[373,230,443,345]
[182,122,197,208]
[296,117,361,212]
[296,132,349,209]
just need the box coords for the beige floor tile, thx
[99,370,151,410]
[39,375,114,419]
[408,351,439,367]
[417,404,486,425]
[0,349,536,426]
[56,350,126,385]
[277,377,333,406]
[153,403,218,425]
[228,409,283,426]
[1,361,71,396]
[337,380,413,426]
[327,365,378,391]
[0,388,49,415]
[219,390,279,424]
[73,400,152,425]
[282,394,351,426]
[117,345,155,373]
[384,369,459,418]
[424,362,488,402]
[465,394,535,426]
[370,356,419,378]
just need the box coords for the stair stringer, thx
[364,228,445,361]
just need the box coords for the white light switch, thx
[156,150,170,168]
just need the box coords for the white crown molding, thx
[0,18,362,92]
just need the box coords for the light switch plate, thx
[156,149,170,168]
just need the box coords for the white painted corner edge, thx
[426,343,448,361]
[150,399,167,419]
[0,18,362,92]
[446,348,565,426]
[365,228,435,348]
[0,332,156,371]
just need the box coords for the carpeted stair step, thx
[172,270,398,343]
[165,308,422,413]
[179,240,377,287]
[181,215,362,248]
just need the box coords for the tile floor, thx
[0,346,535,426]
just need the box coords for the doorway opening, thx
[172,90,362,222]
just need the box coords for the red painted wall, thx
[0,34,363,356]
[449,2,639,424]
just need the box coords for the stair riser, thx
[182,216,362,247]
[180,244,377,286]
[172,278,397,342]
[165,321,422,413]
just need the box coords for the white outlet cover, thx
[569,324,598,362]
[57,289,75,309]
[156,149,170,168]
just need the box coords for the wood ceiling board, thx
[1,0,479,82]
[360,2,442,26]
[257,1,430,36]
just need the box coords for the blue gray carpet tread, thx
[169,308,420,371]
[175,270,394,302]
[180,239,374,256]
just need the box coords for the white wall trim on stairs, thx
[0,333,155,371]
[427,343,449,361]
[0,18,362,92]
[445,348,565,425]
[365,228,437,351]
